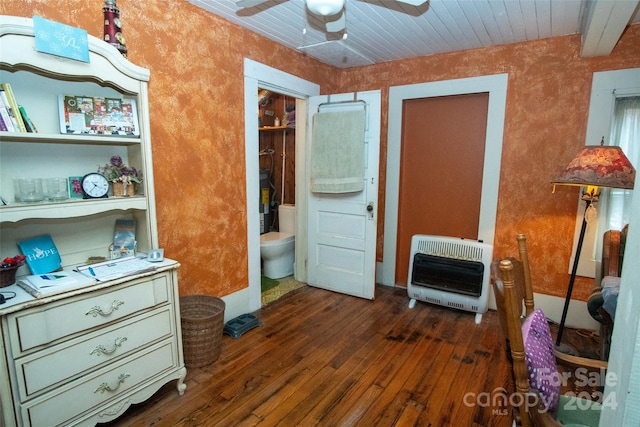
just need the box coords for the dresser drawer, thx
[15,307,173,400]
[21,340,177,427]
[7,274,170,356]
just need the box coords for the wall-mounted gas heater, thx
[407,234,493,324]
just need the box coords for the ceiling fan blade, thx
[394,0,428,5]
[235,0,271,8]
[325,11,346,33]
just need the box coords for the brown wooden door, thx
[395,93,489,285]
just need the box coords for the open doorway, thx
[243,59,320,314]
[242,61,380,313]
[257,88,305,305]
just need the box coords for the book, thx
[58,94,140,136]
[1,83,27,132]
[18,105,38,133]
[0,111,7,131]
[112,219,136,259]
[17,270,96,298]
[17,234,62,274]
[0,89,18,131]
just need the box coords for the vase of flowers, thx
[1,255,26,287]
[98,155,143,197]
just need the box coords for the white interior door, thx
[306,91,380,299]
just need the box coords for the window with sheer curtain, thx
[576,69,639,279]
[605,96,640,231]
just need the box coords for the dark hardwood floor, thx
[103,284,596,427]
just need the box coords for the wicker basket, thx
[0,264,22,288]
[179,295,225,368]
[112,181,137,197]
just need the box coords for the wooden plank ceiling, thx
[188,0,640,68]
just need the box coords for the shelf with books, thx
[0,70,145,137]
[0,15,158,266]
[0,71,147,207]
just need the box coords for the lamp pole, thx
[555,199,592,349]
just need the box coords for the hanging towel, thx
[311,109,366,193]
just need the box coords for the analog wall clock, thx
[81,173,109,199]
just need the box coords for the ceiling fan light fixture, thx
[306,0,345,16]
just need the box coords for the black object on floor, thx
[223,313,261,339]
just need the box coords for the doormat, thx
[261,276,279,293]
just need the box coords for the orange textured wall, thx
[0,0,335,297]
[336,25,640,300]
[2,1,639,301]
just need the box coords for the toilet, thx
[260,204,295,279]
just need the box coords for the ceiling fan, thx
[235,0,428,33]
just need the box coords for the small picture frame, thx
[148,248,164,262]
[68,176,84,199]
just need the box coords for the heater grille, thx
[407,235,493,324]
[414,238,486,263]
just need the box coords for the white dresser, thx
[0,15,186,426]
[0,261,186,427]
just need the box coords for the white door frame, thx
[243,59,320,313]
[380,74,508,287]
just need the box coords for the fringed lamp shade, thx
[552,143,636,191]
[551,139,635,351]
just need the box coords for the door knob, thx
[367,203,374,218]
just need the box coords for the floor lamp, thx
[552,138,635,353]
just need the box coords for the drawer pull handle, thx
[94,373,130,394]
[90,337,128,356]
[86,300,125,317]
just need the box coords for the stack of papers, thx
[76,256,157,282]
[17,271,96,298]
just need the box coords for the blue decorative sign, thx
[33,16,90,63]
